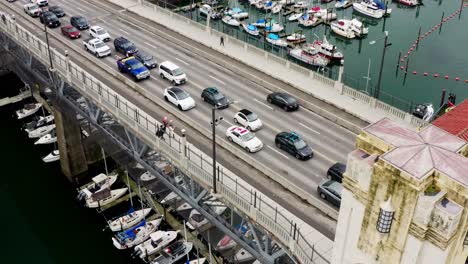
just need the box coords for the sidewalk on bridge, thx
[104,0,417,132]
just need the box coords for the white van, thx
[158,61,187,85]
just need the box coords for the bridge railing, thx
[0,12,332,264]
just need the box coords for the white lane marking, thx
[223,120,234,126]
[208,75,226,85]
[144,41,159,50]
[150,76,161,82]
[189,81,205,90]
[267,145,290,160]
[299,122,321,135]
[175,57,190,66]
[119,29,129,34]
[254,98,273,110]
[76,7,85,13]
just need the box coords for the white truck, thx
[83,38,111,58]
[23,3,41,17]
[89,26,111,42]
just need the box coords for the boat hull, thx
[86,188,127,208]
[109,208,152,232]
[28,124,56,138]
[112,218,162,250]
[16,103,42,119]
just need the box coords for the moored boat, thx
[224,7,249,19]
[82,172,118,194]
[288,45,330,67]
[150,241,193,264]
[312,36,344,63]
[241,23,259,36]
[298,13,318,27]
[28,124,56,138]
[84,188,127,208]
[42,150,60,163]
[353,0,392,19]
[24,115,54,133]
[234,248,255,262]
[335,0,349,8]
[286,32,306,43]
[34,131,57,145]
[266,33,288,47]
[133,230,179,260]
[108,208,153,232]
[222,15,241,26]
[288,12,303,21]
[271,3,282,14]
[265,22,284,33]
[398,0,419,6]
[112,219,162,250]
[16,103,42,119]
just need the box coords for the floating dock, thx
[0,90,30,107]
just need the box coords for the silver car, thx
[317,180,342,207]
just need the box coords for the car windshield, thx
[51,7,63,12]
[96,29,106,35]
[77,18,87,24]
[240,132,255,141]
[174,90,189,100]
[293,139,307,150]
[285,95,297,104]
[121,42,133,48]
[173,68,184,76]
[95,42,106,48]
[328,182,343,196]
[213,93,225,100]
[246,112,258,122]
[130,61,144,69]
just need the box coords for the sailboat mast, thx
[127,171,134,208]
[101,147,108,175]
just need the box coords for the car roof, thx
[72,15,84,19]
[49,5,61,9]
[62,25,76,29]
[279,131,302,141]
[229,126,249,135]
[331,162,346,172]
[168,87,184,93]
[328,181,343,195]
[121,57,140,65]
[239,109,253,115]
[115,36,129,42]
[204,87,219,94]
[160,61,179,70]
[90,25,103,30]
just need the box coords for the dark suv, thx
[70,16,89,30]
[201,87,229,109]
[40,11,60,28]
[275,132,313,160]
[327,162,346,183]
[114,37,138,56]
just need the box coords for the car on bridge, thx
[39,11,60,28]
[134,51,157,69]
[233,109,263,131]
[23,3,41,17]
[114,37,138,56]
[163,87,196,111]
[275,132,313,160]
[61,25,81,39]
[158,61,186,85]
[317,180,342,207]
[83,38,111,58]
[48,5,65,17]
[29,0,48,7]
[267,92,299,111]
[70,15,89,30]
[327,162,346,183]
[117,56,150,81]
[226,126,263,153]
[201,87,229,109]
[89,26,111,42]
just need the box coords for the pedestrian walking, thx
[220,36,224,46]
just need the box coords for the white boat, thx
[140,171,157,182]
[84,188,127,208]
[82,172,119,195]
[234,248,255,262]
[222,15,240,26]
[24,115,54,133]
[112,219,162,250]
[330,20,356,39]
[350,18,368,36]
[108,208,152,232]
[34,131,57,145]
[16,103,42,119]
[186,200,227,230]
[133,230,179,260]
[353,0,391,19]
[150,241,193,264]
[315,9,337,20]
[298,13,318,27]
[216,223,249,251]
[288,12,302,21]
[271,3,282,14]
[249,0,260,5]
[307,6,321,14]
[176,202,193,212]
[224,7,249,19]
[254,0,265,9]
[293,1,307,8]
[241,23,259,36]
[189,258,207,264]
[266,33,288,47]
[286,33,306,43]
[252,18,267,27]
[263,1,275,11]
[312,36,344,62]
[279,0,295,5]
[161,176,185,204]
[199,4,221,20]
[265,22,284,33]
[335,0,349,8]
[28,124,56,138]
[288,46,330,67]
[42,150,60,163]
[398,0,419,6]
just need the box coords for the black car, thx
[114,37,138,56]
[48,5,65,17]
[201,87,229,109]
[39,11,60,28]
[275,132,313,160]
[317,180,342,207]
[327,162,346,183]
[134,51,157,69]
[70,16,89,30]
[267,92,299,111]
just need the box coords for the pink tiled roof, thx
[364,118,468,187]
[432,99,468,142]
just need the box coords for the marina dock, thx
[0,89,30,107]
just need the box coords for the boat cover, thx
[373,0,385,9]
[247,24,257,31]
[267,33,279,40]
[116,220,146,241]
[92,173,108,184]
[265,1,273,7]
[231,7,242,13]
[255,19,266,24]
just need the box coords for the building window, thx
[376,197,395,234]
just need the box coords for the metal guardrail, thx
[0,11,332,264]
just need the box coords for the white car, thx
[226,126,263,153]
[89,26,111,42]
[159,61,186,85]
[164,87,195,110]
[233,109,263,131]
[29,0,48,7]
[23,3,40,17]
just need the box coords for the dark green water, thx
[0,73,131,264]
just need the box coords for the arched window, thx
[376,197,395,234]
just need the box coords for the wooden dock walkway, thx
[0,90,31,107]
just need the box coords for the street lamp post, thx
[370,31,391,99]
[211,107,223,194]
[41,8,54,69]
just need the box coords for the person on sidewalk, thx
[220,36,224,46]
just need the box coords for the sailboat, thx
[80,172,119,195]
[28,124,55,138]
[83,188,128,208]
[42,149,60,163]
[24,115,54,133]
[133,230,180,260]
[112,219,163,250]
[150,240,193,264]
[16,103,42,119]
[34,130,57,145]
[108,207,153,232]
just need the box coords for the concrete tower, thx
[332,118,468,264]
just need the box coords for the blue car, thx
[114,36,138,56]
[117,57,150,81]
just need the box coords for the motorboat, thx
[279,0,295,5]
[286,32,306,43]
[254,0,265,9]
[140,171,157,182]
[234,248,255,262]
[216,223,249,251]
[222,15,240,26]
[199,4,221,20]
[252,18,267,27]
[224,7,249,19]
[186,199,227,230]
[288,12,303,21]
[176,202,193,212]
[34,130,57,145]
[412,103,434,121]
[298,13,318,27]
[330,20,356,39]
[81,172,119,195]
[161,176,185,204]
[265,22,284,33]
[350,18,369,36]
[108,208,152,232]
[189,258,207,264]
[84,188,127,208]
[16,103,42,119]
[150,241,193,264]
[312,36,344,63]
[398,0,419,6]
[133,230,179,260]
[288,45,330,67]
[28,124,56,138]
[263,1,275,11]
[307,6,321,14]
[266,33,288,47]
[353,0,392,19]
[241,23,259,36]
[271,3,282,14]
[335,0,349,8]
[112,219,162,250]
[24,115,54,133]
[293,1,307,8]
[42,150,59,163]
[315,9,337,20]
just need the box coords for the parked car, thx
[164,87,196,111]
[134,51,157,69]
[327,162,346,182]
[89,26,111,42]
[61,25,81,39]
[117,56,150,81]
[201,87,229,109]
[39,11,60,28]
[317,180,342,207]
[275,131,313,160]
[23,3,40,17]
[70,16,89,30]
[226,126,263,153]
[267,92,299,111]
[48,5,65,17]
[114,36,138,56]
[158,61,186,85]
[233,109,263,131]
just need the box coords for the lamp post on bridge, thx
[369,31,392,99]
[211,106,223,194]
